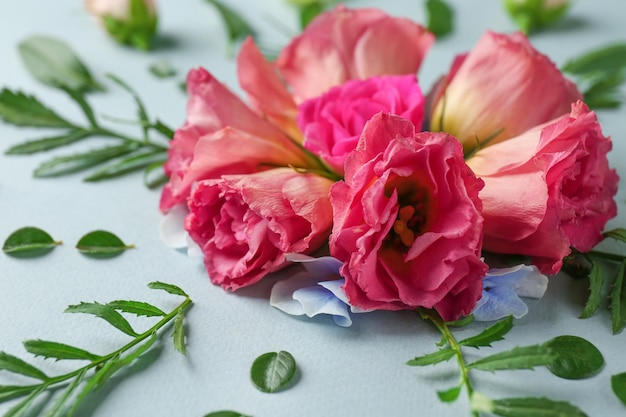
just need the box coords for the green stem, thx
[90,127,169,151]
[587,249,626,263]
[420,309,479,417]
[39,297,191,389]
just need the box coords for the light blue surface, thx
[1,1,625,416]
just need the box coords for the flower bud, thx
[503,0,571,34]
[86,0,158,50]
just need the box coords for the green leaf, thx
[65,302,138,337]
[562,43,626,78]
[149,60,177,78]
[489,396,587,417]
[0,385,40,403]
[33,143,139,178]
[23,340,100,362]
[3,385,45,417]
[298,2,325,30]
[544,335,604,379]
[101,0,157,51]
[582,71,626,109]
[0,352,48,381]
[437,384,462,403]
[250,351,297,393]
[75,230,135,259]
[459,315,513,348]
[61,86,98,127]
[106,300,166,317]
[611,372,626,406]
[446,314,474,327]
[468,345,556,372]
[426,0,454,38]
[44,368,87,417]
[172,308,186,355]
[203,412,252,417]
[605,228,626,243]
[18,36,103,92]
[579,260,604,318]
[143,160,169,189]
[94,333,157,387]
[67,357,119,417]
[0,89,73,128]
[204,0,256,50]
[148,281,189,298]
[106,74,150,139]
[152,119,175,140]
[2,226,61,258]
[611,260,626,334]
[406,348,455,366]
[503,0,570,35]
[83,149,166,182]
[5,129,90,155]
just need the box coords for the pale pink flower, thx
[468,101,618,274]
[186,168,334,290]
[330,113,487,321]
[429,30,582,154]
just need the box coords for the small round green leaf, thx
[250,351,297,393]
[2,226,61,258]
[75,230,134,259]
[611,372,626,406]
[544,335,604,379]
[203,412,251,417]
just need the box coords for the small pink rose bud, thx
[86,0,158,50]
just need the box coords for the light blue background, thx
[1,1,625,416]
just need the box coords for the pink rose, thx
[186,168,334,290]
[467,101,618,274]
[429,31,582,154]
[329,113,487,321]
[276,5,435,103]
[160,67,317,213]
[297,75,425,175]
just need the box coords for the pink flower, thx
[429,31,582,154]
[329,113,487,321]
[467,101,618,274]
[276,5,435,103]
[186,168,334,290]
[160,67,317,213]
[297,75,425,175]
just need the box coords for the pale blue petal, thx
[269,274,319,316]
[473,286,529,321]
[285,253,343,277]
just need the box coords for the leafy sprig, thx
[0,281,191,417]
[1,36,172,188]
[409,310,603,416]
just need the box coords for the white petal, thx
[513,266,549,298]
[158,204,189,249]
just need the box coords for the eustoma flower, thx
[429,30,582,154]
[467,101,618,274]
[297,75,425,174]
[185,168,334,290]
[330,113,487,321]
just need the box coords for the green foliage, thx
[0,282,192,416]
[75,230,135,259]
[579,259,604,318]
[204,0,256,53]
[503,0,571,35]
[611,372,626,406]
[544,336,604,379]
[425,0,454,38]
[2,227,61,258]
[149,60,177,78]
[406,348,455,366]
[0,89,73,128]
[203,412,252,417]
[459,315,513,348]
[250,351,297,393]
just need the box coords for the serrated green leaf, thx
[446,314,474,327]
[250,351,297,393]
[406,348,455,366]
[2,226,61,258]
[75,230,134,259]
[562,43,626,78]
[106,300,166,317]
[579,260,604,318]
[204,0,255,50]
[18,36,103,92]
[0,385,39,403]
[611,372,626,406]
[172,308,186,355]
[44,368,87,417]
[33,143,139,178]
[0,89,73,128]
[437,384,462,403]
[3,384,45,417]
[149,60,177,79]
[65,302,138,337]
[203,412,251,417]
[5,129,90,155]
[426,0,454,38]
[23,340,100,362]
[611,260,626,334]
[490,396,587,417]
[83,149,166,182]
[459,315,513,348]
[544,335,604,379]
[0,352,48,381]
[605,228,626,243]
[468,345,556,372]
[148,281,189,298]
